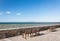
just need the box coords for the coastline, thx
[0,28,60,41]
[0,24,60,39]
[0,24,60,30]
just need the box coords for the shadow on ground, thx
[52,30,58,32]
[30,33,45,37]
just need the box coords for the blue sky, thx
[0,0,60,22]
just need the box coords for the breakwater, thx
[0,25,60,39]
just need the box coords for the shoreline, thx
[0,24,60,30]
[0,24,60,39]
[1,28,60,41]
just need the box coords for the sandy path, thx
[0,28,60,41]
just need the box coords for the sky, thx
[0,0,60,22]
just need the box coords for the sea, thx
[0,22,60,29]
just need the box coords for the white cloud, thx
[0,12,3,15]
[6,11,11,14]
[16,13,21,15]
